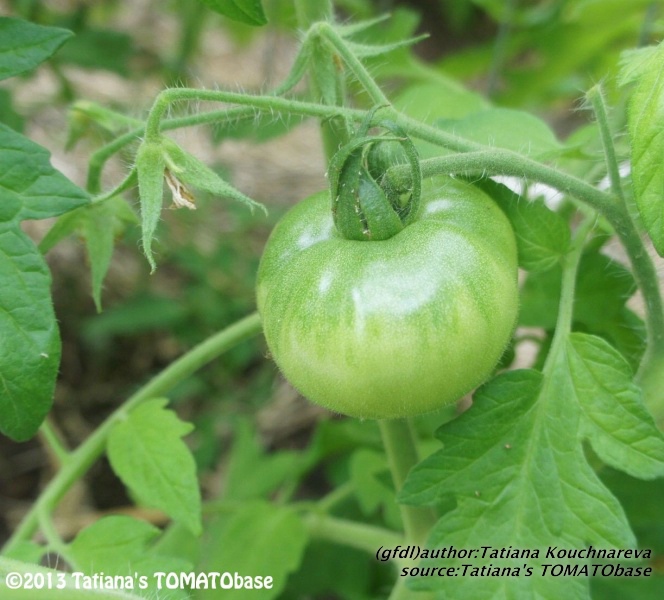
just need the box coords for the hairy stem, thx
[303,512,404,555]
[379,420,437,546]
[317,22,391,106]
[544,217,596,377]
[3,313,262,555]
[144,89,363,142]
[586,84,626,202]
[38,418,70,467]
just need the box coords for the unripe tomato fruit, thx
[257,177,519,419]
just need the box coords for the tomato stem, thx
[303,512,404,555]
[379,419,437,546]
[543,217,595,378]
[317,22,391,107]
[585,84,626,203]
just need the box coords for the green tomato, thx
[256,177,519,419]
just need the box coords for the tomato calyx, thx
[329,119,421,241]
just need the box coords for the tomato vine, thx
[2,4,664,600]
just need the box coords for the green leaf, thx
[522,252,637,329]
[54,28,133,75]
[39,197,138,311]
[0,124,88,441]
[1,541,44,564]
[349,449,402,529]
[393,81,489,158]
[395,81,489,123]
[197,0,267,26]
[618,46,659,86]
[567,333,664,479]
[0,226,59,441]
[69,516,161,573]
[69,516,192,600]
[198,502,308,600]
[107,399,202,535]
[478,178,570,272]
[0,123,89,220]
[400,366,640,598]
[0,17,72,81]
[600,467,664,554]
[438,108,566,159]
[284,541,379,600]
[626,40,664,255]
[520,250,646,370]
[224,419,309,501]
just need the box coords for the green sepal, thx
[369,119,422,224]
[329,119,421,242]
[330,134,404,241]
[345,35,429,58]
[333,15,392,38]
[356,168,404,240]
[135,137,266,272]
[162,138,266,214]
[332,146,367,241]
[135,140,166,273]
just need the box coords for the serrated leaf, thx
[0,17,72,81]
[350,449,403,531]
[198,502,308,600]
[69,516,192,600]
[520,250,645,370]
[438,108,566,159]
[478,178,570,271]
[0,124,88,441]
[626,40,664,255]
[224,419,309,501]
[107,399,202,535]
[567,333,664,479]
[618,46,659,86]
[197,0,267,26]
[401,365,639,598]
[39,197,138,311]
[350,449,391,515]
[70,516,161,572]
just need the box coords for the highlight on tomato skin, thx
[256,176,519,420]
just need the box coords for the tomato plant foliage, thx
[1,2,664,600]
